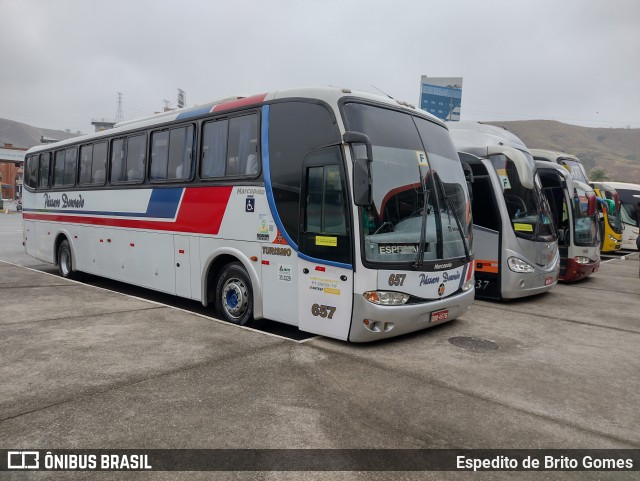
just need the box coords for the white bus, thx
[22,87,474,342]
[605,181,640,250]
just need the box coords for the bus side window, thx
[38,152,51,189]
[53,150,66,187]
[126,134,146,182]
[92,142,107,185]
[79,145,93,185]
[64,148,77,186]
[227,114,258,177]
[168,125,193,180]
[201,119,228,178]
[150,130,170,180]
[111,139,126,183]
[25,155,38,189]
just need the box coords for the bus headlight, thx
[507,257,535,273]
[363,291,410,305]
[574,256,591,264]
[608,234,618,242]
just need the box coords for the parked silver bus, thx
[448,123,559,300]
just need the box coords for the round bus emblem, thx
[438,283,445,296]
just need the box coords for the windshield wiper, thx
[436,177,471,262]
[413,185,430,269]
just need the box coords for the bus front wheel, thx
[57,239,74,279]
[215,262,254,326]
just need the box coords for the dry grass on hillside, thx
[485,120,640,183]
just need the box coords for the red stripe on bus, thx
[212,93,267,113]
[23,186,233,235]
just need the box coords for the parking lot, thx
[1,212,639,480]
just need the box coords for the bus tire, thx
[215,262,254,326]
[57,239,74,279]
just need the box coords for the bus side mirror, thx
[461,161,474,202]
[604,198,615,216]
[353,158,372,206]
[344,131,373,207]
[587,193,597,216]
[461,162,474,184]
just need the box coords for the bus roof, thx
[447,121,529,153]
[603,181,640,190]
[529,149,582,164]
[25,86,444,155]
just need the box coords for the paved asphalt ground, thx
[1,211,639,480]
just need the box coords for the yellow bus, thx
[591,182,623,252]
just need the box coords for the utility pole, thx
[115,92,124,123]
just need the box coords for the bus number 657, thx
[311,304,336,319]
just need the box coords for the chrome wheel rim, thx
[60,249,71,277]
[222,277,249,320]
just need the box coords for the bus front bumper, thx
[560,258,600,282]
[348,288,475,343]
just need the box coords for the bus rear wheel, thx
[57,239,74,279]
[215,262,254,326]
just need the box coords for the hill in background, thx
[484,120,640,183]
[0,118,80,149]
[1,116,638,183]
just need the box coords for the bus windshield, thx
[601,188,623,234]
[617,188,640,227]
[573,187,598,246]
[559,158,589,184]
[488,154,556,241]
[342,103,470,265]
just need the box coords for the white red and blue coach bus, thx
[22,87,474,342]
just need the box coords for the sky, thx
[1,0,639,134]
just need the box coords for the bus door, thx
[466,157,502,299]
[537,164,570,273]
[297,147,353,340]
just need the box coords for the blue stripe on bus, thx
[175,106,213,121]
[261,105,353,271]
[145,188,183,218]
[23,188,183,218]
[261,105,298,251]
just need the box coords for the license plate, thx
[545,277,553,286]
[430,309,449,323]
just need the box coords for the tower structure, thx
[115,92,124,123]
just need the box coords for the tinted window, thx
[125,134,146,182]
[150,131,170,180]
[299,147,350,265]
[53,150,66,187]
[168,126,193,180]
[227,114,258,176]
[305,164,347,236]
[25,155,38,189]
[201,119,228,178]
[111,138,126,182]
[92,142,107,184]
[79,145,93,185]
[269,102,340,243]
[111,135,145,183]
[64,148,77,186]
[150,126,193,181]
[38,152,51,188]
[53,148,77,187]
